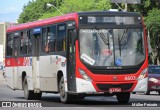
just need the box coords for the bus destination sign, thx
[79,16,141,25]
[87,16,141,25]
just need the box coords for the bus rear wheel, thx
[23,76,42,100]
[145,90,150,95]
[59,76,73,104]
[116,92,130,104]
[23,76,34,100]
[158,91,160,95]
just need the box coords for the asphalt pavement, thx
[0,72,160,110]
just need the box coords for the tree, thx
[111,0,157,17]
[145,9,160,64]
[119,0,160,65]
[41,0,111,19]
[18,0,111,23]
[18,0,63,23]
[128,0,157,16]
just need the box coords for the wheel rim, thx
[60,78,65,98]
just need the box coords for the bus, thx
[5,11,148,104]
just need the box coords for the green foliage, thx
[41,0,111,19]
[41,11,60,19]
[145,8,160,64]
[145,9,160,33]
[60,0,110,12]
[144,0,150,8]
[18,0,111,22]
[128,0,157,16]
[18,0,63,23]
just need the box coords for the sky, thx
[0,0,32,23]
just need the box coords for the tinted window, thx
[6,34,13,56]
[41,26,56,53]
[20,30,32,55]
[42,28,47,53]
[57,23,66,52]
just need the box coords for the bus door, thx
[34,34,40,57]
[32,31,41,91]
[67,22,77,92]
[13,36,20,89]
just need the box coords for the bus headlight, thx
[137,68,148,81]
[79,69,92,81]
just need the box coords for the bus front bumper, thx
[76,78,148,93]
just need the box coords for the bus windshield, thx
[79,28,145,66]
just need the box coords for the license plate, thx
[109,88,121,92]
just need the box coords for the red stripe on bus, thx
[5,57,32,67]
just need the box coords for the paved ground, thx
[0,73,160,110]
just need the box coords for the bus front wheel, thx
[116,92,130,104]
[59,76,73,104]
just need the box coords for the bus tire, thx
[76,94,85,100]
[59,76,72,104]
[116,92,130,104]
[34,92,42,100]
[75,94,85,102]
[158,91,160,95]
[23,76,34,100]
[145,90,150,95]
[132,92,136,94]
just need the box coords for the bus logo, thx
[113,76,117,81]
[23,57,32,66]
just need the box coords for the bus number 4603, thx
[124,76,136,80]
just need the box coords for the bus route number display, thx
[87,16,140,25]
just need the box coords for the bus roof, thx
[77,11,141,16]
[7,11,141,33]
[7,12,78,33]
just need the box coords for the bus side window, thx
[6,33,13,56]
[20,30,32,55]
[28,30,32,54]
[42,28,48,53]
[43,26,56,53]
[48,26,56,52]
[20,31,27,55]
[57,23,66,52]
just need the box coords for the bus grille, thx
[89,69,138,74]
[96,83,133,91]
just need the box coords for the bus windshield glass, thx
[79,28,145,66]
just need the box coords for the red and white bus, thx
[5,11,148,104]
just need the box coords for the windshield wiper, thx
[118,28,129,56]
[118,34,121,56]
[95,26,110,49]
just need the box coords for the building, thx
[0,22,17,66]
